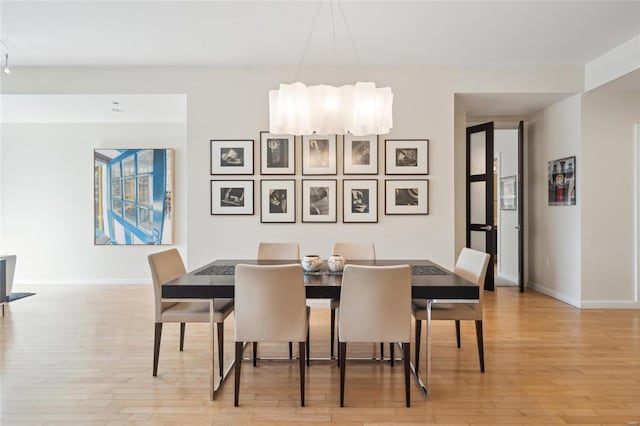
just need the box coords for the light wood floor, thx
[1,285,639,425]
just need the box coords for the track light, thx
[3,53,9,74]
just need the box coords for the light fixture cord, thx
[294,0,324,82]
[337,1,363,68]
[329,0,337,64]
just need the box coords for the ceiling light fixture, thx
[269,1,393,136]
[0,41,10,74]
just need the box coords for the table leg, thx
[426,299,432,400]
[209,299,216,401]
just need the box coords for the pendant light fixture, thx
[269,1,393,136]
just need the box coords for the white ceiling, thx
[1,1,639,67]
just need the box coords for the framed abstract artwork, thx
[302,134,337,175]
[94,148,174,245]
[210,180,254,215]
[210,139,254,175]
[385,179,429,215]
[260,131,295,175]
[343,179,378,223]
[260,179,296,223]
[343,134,378,175]
[385,139,429,175]
[500,175,517,210]
[302,179,337,223]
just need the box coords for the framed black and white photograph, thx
[385,179,429,215]
[343,179,378,223]
[210,180,254,215]
[302,179,337,223]
[260,131,295,175]
[210,140,254,175]
[343,134,378,175]
[500,175,517,210]
[385,139,429,175]
[302,134,337,175]
[260,179,296,223]
[548,156,576,206]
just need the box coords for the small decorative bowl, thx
[327,254,345,273]
[301,255,323,272]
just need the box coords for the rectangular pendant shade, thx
[269,82,393,136]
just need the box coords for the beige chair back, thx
[234,264,307,343]
[332,242,375,260]
[339,264,411,343]
[148,249,186,322]
[455,248,491,287]
[257,242,300,260]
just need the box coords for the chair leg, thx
[475,320,485,372]
[390,343,395,367]
[380,342,384,361]
[403,342,411,407]
[455,320,461,348]
[298,341,306,407]
[153,323,162,376]
[217,322,224,377]
[330,307,336,358]
[414,318,422,374]
[289,342,293,359]
[253,342,258,367]
[234,341,243,406]
[339,342,347,407]
[179,322,186,351]
[306,326,310,367]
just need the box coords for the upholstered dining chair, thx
[412,247,490,373]
[0,255,17,317]
[331,243,388,361]
[256,242,302,363]
[338,264,412,407]
[148,248,234,377]
[234,263,309,406]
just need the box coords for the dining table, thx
[162,258,480,401]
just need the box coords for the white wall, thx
[581,91,640,307]
[528,95,582,306]
[0,123,187,284]
[495,129,519,284]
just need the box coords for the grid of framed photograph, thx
[210,180,254,215]
[260,179,296,223]
[385,139,429,175]
[343,134,378,175]
[343,179,378,223]
[302,134,337,175]
[260,131,295,175]
[385,179,429,215]
[302,179,337,223]
[210,140,254,175]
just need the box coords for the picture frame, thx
[343,134,378,175]
[302,179,337,223]
[385,139,429,175]
[260,179,296,223]
[548,156,576,206]
[210,180,254,215]
[260,131,295,175]
[343,179,378,223]
[385,179,429,215]
[302,134,337,175]
[210,139,254,175]
[500,175,517,210]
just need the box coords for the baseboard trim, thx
[580,300,640,309]
[527,281,581,308]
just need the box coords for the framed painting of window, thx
[385,179,429,215]
[210,180,254,215]
[385,139,429,175]
[302,134,337,175]
[94,149,174,245]
[343,134,378,175]
[260,131,295,175]
[343,179,378,223]
[302,179,337,223]
[210,139,254,175]
[260,179,296,223]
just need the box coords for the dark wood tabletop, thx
[162,259,479,301]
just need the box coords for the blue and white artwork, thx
[94,149,174,245]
